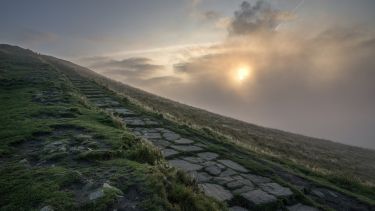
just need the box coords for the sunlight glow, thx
[235,66,251,82]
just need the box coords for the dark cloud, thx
[229,1,295,35]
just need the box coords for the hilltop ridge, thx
[1,44,374,210]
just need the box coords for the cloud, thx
[229,1,295,35]
[164,2,375,148]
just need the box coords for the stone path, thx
[67,77,321,210]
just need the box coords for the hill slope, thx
[1,44,374,210]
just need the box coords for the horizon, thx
[1,0,375,149]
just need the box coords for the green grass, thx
[0,44,225,210]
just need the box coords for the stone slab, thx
[169,159,203,171]
[197,152,219,160]
[260,183,293,198]
[218,160,248,173]
[170,145,203,152]
[241,189,277,206]
[200,183,233,201]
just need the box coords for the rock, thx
[197,152,219,160]
[189,171,212,182]
[19,158,29,165]
[226,180,244,189]
[103,183,124,195]
[240,189,277,206]
[169,159,203,171]
[170,145,203,152]
[152,139,171,148]
[241,174,272,184]
[40,205,54,211]
[142,132,161,139]
[229,206,248,211]
[200,183,233,201]
[219,168,237,177]
[163,132,180,141]
[89,189,104,200]
[287,203,319,211]
[213,176,234,185]
[173,138,194,144]
[204,165,222,176]
[161,148,179,157]
[233,186,255,194]
[218,160,248,173]
[182,156,203,163]
[260,183,293,198]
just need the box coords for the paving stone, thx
[170,145,203,152]
[204,165,222,176]
[142,132,162,139]
[197,152,219,160]
[152,139,171,148]
[182,156,203,163]
[218,160,248,173]
[287,203,319,211]
[213,176,234,185]
[260,183,293,198]
[240,189,277,206]
[226,180,244,189]
[169,159,203,171]
[173,138,194,144]
[200,183,233,201]
[233,186,255,194]
[189,171,212,182]
[241,174,272,184]
[163,132,180,141]
[229,206,248,211]
[219,168,238,177]
[161,148,179,157]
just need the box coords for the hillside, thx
[1,44,374,210]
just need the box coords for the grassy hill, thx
[43,50,375,186]
[1,44,374,210]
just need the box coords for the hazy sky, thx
[1,0,375,149]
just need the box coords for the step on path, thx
[70,77,318,211]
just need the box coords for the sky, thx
[1,0,375,149]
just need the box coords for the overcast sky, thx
[1,0,375,149]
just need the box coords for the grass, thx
[0,44,225,210]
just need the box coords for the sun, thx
[235,66,251,82]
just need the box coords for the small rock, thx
[189,171,212,182]
[89,189,104,200]
[40,205,54,211]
